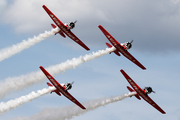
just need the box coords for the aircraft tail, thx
[47,82,53,87]
[51,24,66,38]
[106,42,120,56]
[106,42,113,48]
[51,23,57,28]
[127,86,141,100]
[47,82,61,96]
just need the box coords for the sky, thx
[0,0,180,119]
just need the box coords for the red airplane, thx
[39,66,86,110]
[120,69,166,114]
[98,25,146,70]
[42,5,90,51]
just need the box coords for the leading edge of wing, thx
[65,31,90,51]
[98,25,146,70]
[43,5,90,51]
[117,45,146,70]
[39,66,86,110]
[141,94,166,114]
[42,5,64,28]
[39,66,61,88]
[62,90,86,110]
[98,25,120,46]
[120,69,141,91]
[120,69,166,114]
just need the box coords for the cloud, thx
[1,0,180,53]
[0,0,110,33]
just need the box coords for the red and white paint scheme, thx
[98,25,146,70]
[42,5,90,51]
[40,66,86,110]
[120,69,166,114]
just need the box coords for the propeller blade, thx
[130,40,133,43]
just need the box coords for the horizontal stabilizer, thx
[47,82,53,86]
[106,42,120,56]
[51,24,66,38]
[127,86,134,92]
[106,42,113,48]
[127,86,141,100]
[51,24,57,28]
[47,82,61,96]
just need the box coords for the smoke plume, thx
[13,92,136,120]
[0,47,116,99]
[0,27,59,62]
[0,86,55,114]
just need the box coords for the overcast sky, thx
[0,0,180,120]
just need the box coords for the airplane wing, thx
[42,5,64,29]
[120,69,166,114]
[62,29,90,51]
[140,93,166,114]
[42,5,90,51]
[115,44,146,70]
[98,25,146,70]
[40,66,86,110]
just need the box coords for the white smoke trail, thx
[13,92,136,120]
[0,86,55,114]
[0,47,116,99]
[0,27,59,62]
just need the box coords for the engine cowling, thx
[68,22,75,29]
[64,82,73,91]
[122,42,132,50]
[144,87,155,94]
[125,42,132,49]
[121,40,133,50]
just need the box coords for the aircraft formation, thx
[39,5,166,114]
[0,4,166,118]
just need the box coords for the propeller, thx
[65,81,74,91]
[144,87,155,94]
[125,40,133,50]
[71,81,74,85]
[130,40,133,43]
[149,86,155,93]
[68,20,77,30]
[74,20,77,24]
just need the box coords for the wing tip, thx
[142,67,146,70]
[161,110,166,114]
[120,69,124,73]
[39,66,45,71]
[42,5,46,8]
[98,25,103,30]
